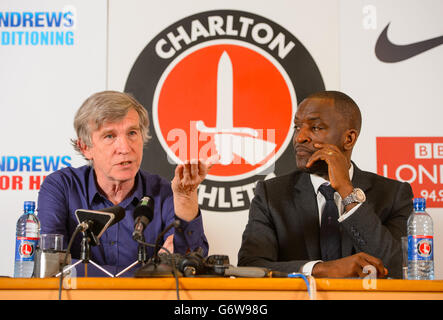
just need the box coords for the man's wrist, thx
[342,188,366,208]
[173,190,199,221]
[337,184,354,200]
[301,260,323,276]
[311,261,326,277]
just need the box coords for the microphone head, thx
[133,196,154,221]
[75,206,126,245]
[98,205,125,225]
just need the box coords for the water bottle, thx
[407,198,434,280]
[14,201,41,278]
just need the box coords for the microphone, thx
[75,205,125,246]
[132,196,155,241]
[224,266,269,278]
[99,205,126,221]
[133,219,181,278]
[78,205,125,232]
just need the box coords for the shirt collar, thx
[87,167,144,208]
[310,163,354,194]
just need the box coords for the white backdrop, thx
[340,0,443,278]
[0,0,442,279]
[0,0,106,276]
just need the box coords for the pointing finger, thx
[182,160,191,183]
[190,159,198,179]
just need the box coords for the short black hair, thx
[305,90,362,133]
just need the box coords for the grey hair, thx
[71,91,151,160]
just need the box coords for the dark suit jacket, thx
[237,163,413,278]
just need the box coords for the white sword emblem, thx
[196,51,276,166]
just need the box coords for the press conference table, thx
[0,277,442,300]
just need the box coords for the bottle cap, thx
[413,198,426,211]
[23,201,35,212]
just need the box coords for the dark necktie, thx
[318,184,341,261]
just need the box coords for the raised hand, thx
[171,156,218,221]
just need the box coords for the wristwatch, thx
[342,188,366,207]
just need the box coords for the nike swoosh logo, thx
[375,22,443,63]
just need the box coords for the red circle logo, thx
[418,239,432,257]
[154,41,295,181]
[19,242,34,257]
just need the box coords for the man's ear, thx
[343,129,358,151]
[78,139,92,160]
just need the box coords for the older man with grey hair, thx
[38,90,212,276]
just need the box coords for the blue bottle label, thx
[15,237,39,261]
[408,235,433,261]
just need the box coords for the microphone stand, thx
[56,227,114,278]
[134,254,176,277]
[114,235,148,277]
[133,220,181,277]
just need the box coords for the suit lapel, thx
[292,172,321,260]
[290,164,372,260]
[351,162,372,193]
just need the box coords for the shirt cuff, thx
[173,212,206,253]
[300,260,323,276]
[337,202,362,222]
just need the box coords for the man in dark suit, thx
[238,91,413,278]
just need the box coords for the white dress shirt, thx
[301,164,362,275]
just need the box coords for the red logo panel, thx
[376,137,443,208]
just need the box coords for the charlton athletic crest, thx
[125,10,324,211]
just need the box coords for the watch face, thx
[354,188,366,202]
